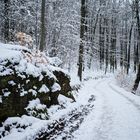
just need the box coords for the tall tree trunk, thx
[105,18,109,74]
[4,0,10,43]
[132,0,140,93]
[127,23,133,74]
[134,44,137,72]
[110,17,117,72]
[120,24,124,68]
[99,17,105,70]
[120,42,123,67]
[35,0,39,49]
[136,0,140,40]
[78,0,86,81]
[132,64,140,93]
[124,20,128,71]
[135,0,140,65]
[133,28,139,72]
[39,0,46,51]
[120,20,126,69]
[135,44,139,71]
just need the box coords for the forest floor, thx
[1,74,140,140]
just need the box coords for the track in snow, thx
[38,84,96,140]
[73,78,140,140]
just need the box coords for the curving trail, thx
[73,78,140,140]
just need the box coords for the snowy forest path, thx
[73,78,140,140]
[108,82,140,111]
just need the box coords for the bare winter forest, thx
[0,0,140,140]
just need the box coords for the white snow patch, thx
[8,80,16,86]
[38,84,49,93]
[28,89,37,96]
[20,90,28,96]
[51,83,61,92]
[4,91,11,97]
[26,98,46,110]
[58,94,73,106]
[0,96,2,103]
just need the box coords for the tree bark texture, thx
[133,64,140,92]
[39,0,46,51]
[78,0,86,81]
[4,0,10,42]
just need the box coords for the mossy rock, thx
[53,70,75,101]
[0,61,73,123]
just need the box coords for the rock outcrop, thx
[0,45,74,123]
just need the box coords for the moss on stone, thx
[0,61,72,123]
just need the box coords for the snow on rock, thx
[0,42,30,52]
[0,43,76,139]
[39,84,50,93]
[3,91,11,97]
[0,42,57,78]
[26,98,46,110]
[58,94,73,107]
[0,115,43,140]
[51,83,61,92]
[25,99,48,120]
[3,115,39,128]
[28,89,37,96]
[0,116,51,140]
[8,80,16,86]
[0,68,13,76]
[0,46,22,62]
[0,96,2,103]
[0,42,73,124]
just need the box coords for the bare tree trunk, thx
[127,23,133,74]
[35,0,39,50]
[110,17,117,72]
[134,44,139,71]
[135,0,140,65]
[132,64,140,93]
[105,18,109,74]
[39,0,46,52]
[124,20,128,71]
[132,0,140,93]
[136,0,140,40]
[78,0,86,81]
[99,17,105,70]
[120,24,124,68]
[4,0,10,43]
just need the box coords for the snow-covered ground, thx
[73,78,140,140]
[1,43,140,140]
[1,75,140,140]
